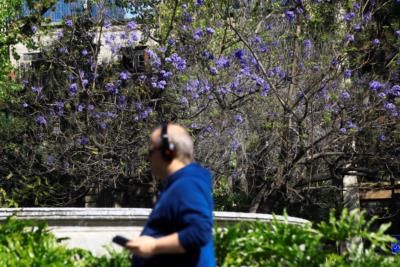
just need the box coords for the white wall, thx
[0,208,309,255]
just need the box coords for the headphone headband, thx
[160,123,175,161]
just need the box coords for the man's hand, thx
[126,233,186,258]
[126,236,158,258]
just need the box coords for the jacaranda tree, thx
[1,0,399,219]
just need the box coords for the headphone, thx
[160,123,176,161]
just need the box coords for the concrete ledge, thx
[0,208,309,255]
[0,208,309,224]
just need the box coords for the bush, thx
[215,209,400,267]
[0,217,130,267]
[2,209,400,266]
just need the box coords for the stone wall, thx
[0,208,309,255]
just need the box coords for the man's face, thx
[149,132,167,179]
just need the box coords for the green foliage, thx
[215,209,400,267]
[84,249,131,267]
[0,217,85,266]
[214,175,250,211]
[0,217,131,266]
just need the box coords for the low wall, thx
[0,208,309,255]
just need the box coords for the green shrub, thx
[0,217,131,267]
[215,209,400,267]
[2,210,400,267]
[0,217,86,266]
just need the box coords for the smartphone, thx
[112,235,129,247]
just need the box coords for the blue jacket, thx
[132,163,216,267]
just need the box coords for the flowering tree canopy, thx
[0,0,399,217]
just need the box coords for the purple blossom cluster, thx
[215,57,230,68]
[344,12,355,22]
[146,49,161,69]
[151,78,167,90]
[105,82,118,94]
[165,53,186,71]
[285,11,295,23]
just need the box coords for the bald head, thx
[151,123,194,164]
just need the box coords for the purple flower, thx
[100,122,107,130]
[285,11,295,23]
[117,95,127,109]
[193,29,203,40]
[340,91,351,100]
[234,49,244,60]
[119,71,130,80]
[58,47,68,54]
[344,69,352,78]
[146,49,161,68]
[353,23,361,31]
[215,57,230,68]
[378,134,386,141]
[344,12,355,22]
[206,27,215,34]
[153,80,167,90]
[180,96,189,106]
[56,30,64,39]
[353,3,361,10]
[363,12,372,22]
[105,83,118,94]
[22,102,29,108]
[395,30,400,38]
[390,85,400,97]
[130,32,139,42]
[372,38,380,46]
[369,80,383,91]
[120,32,127,39]
[303,39,312,48]
[202,50,214,60]
[81,49,88,56]
[296,7,303,14]
[31,25,38,33]
[234,114,243,124]
[77,136,89,145]
[47,155,55,166]
[35,116,47,125]
[253,75,265,86]
[79,70,85,79]
[347,121,358,129]
[31,86,43,94]
[196,0,204,5]
[183,12,193,23]
[339,128,347,134]
[165,53,186,71]
[345,34,355,42]
[88,104,95,111]
[231,140,240,151]
[167,39,175,45]
[160,70,173,79]
[182,4,187,9]
[378,92,386,98]
[65,19,73,27]
[261,84,270,96]
[69,83,78,95]
[127,21,137,30]
[384,102,396,110]
[82,79,89,87]
[209,67,218,75]
[259,44,268,53]
[77,104,85,112]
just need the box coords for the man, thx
[127,123,216,267]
